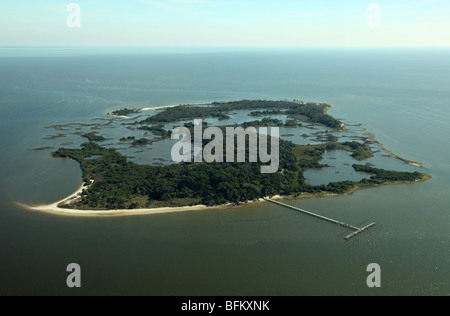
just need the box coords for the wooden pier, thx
[266,199,375,240]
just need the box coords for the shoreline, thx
[23,100,430,218]
[108,103,210,118]
[141,103,209,111]
[364,132,425,168]
[15,172,431,218]
[15,183,283,218]
[109,114,129,118]
[141,104,180,111]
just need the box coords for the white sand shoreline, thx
[108,104,188,117]
[107,103,211,118]
[141,104,180,111]
[15,182,282,218]
[141,103,209,111]
[109,114,129,118]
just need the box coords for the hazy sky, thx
[1,0,449,47]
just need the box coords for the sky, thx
[0,0,449,47]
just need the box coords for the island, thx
[108,108,141,117]
[81,132,107,142]
[23,99,428,213]
[136,100,342,129]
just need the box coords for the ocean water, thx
[0,48,449,295]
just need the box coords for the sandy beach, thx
[109,114,130,119]
[141,104,181,111]
[16,201,221,218]
[16,182,282,218]
[108,104,182,118]
[16,168,430,218]
[141,103,209,111]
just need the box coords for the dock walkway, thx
[266,199,375,240]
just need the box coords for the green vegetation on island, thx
[139,107,230,124]
[136,100,342,130]
[353,164,423,184]
[241,118,302,128]
[249,110,283,117]
[138,125,172,138]
[110,108,140,117]
[214,100,342,129]
[285,103,342,129]
[132,138,152,146]
[292,141,374,169]
[52,140,300,209]
[52,137,426,210]
[81,132,106,142]
[46,100,428,211]
[120,136,136,142]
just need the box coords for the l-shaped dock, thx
[266,199,375,240]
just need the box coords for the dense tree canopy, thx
[50,100,426,210]
[136,100,342,130]
[52,139,425,210]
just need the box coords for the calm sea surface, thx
[0,47,449,295]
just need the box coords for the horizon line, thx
[1,45,450,49]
